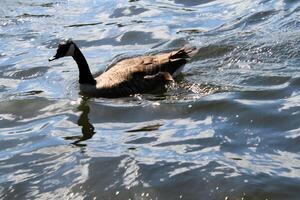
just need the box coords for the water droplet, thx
[152,102,160,106]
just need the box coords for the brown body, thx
[86,47,197,97]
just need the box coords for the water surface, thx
[1,0,300,199]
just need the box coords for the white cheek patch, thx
[65,43,75,56]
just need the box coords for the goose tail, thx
[170,45,198,61]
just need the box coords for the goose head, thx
[48,39,96,85]
[49,39,75,61]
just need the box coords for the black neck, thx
[73,45,96,85]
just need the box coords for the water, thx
[0,0,300,199]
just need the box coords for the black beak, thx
[48,56,57,62]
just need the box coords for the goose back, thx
[95,46,197,93]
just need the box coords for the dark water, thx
[1,0,300,199]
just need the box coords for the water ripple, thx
[1,0,300,199]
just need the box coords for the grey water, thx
[0,0,300,199]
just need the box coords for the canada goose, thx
[49,39,198,98]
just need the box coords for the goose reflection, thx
[65,96,96,146]
[75,96,96,145]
